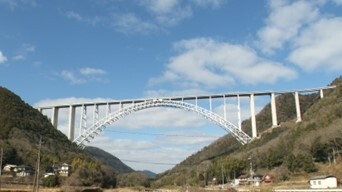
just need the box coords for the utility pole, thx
[0,147,3,190]
[221,164,224,185]
[32,137,42,192]
[333,147,336,164]
[248,157,253,184]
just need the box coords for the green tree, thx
[285,154,316,173]
[311,137,329,162]
[42,175,60,187]
[212,157,246,184]
[116,172,149,188]
[197,160,213,186]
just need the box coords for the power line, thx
[104,130,220,138]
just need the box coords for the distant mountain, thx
[84,146,158,178]
[139,170,157,179]
[84,146,134,173]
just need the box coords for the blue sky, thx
[1,0,342,173]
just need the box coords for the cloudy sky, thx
[1,0,342,173]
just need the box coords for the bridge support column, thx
[250,94,257,138]
[51,107,59,128]
[270,93,278,127]
[237,95,242,130]
[320,89,324,98]
[68,105,76,141]
[295,92,302,122]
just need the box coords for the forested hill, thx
[154,76,342,187]
[0,86,76,167]
[84,146,134,173]
[0,86,117,188]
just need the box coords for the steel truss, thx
[73,99,252,148]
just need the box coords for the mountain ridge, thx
[153,76,342,187]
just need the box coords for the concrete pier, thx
[68,105,76,140]
[271,93,278,127]
[51,107,59,128]
[250,94,257,138]
[295,91,302,122]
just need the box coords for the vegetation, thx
[153,76,342,188]
[0,86,117,188]
[84,146,134,173]
[116,172,150,188]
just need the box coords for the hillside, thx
[0,87,76,167]
[0,87,117,188]
[153,76,342,187]
[84,146,134,173]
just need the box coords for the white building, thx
[309,175,338,189]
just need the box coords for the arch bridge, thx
[37,86,335,148]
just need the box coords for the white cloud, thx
[142,0,179,14]
[80,67,107,76]
[257,0,320,54]
[289,17,342,71]
[139,0,192,26]
[60,70,86,85]
[65,11,103,26]
[63,1,225,34]
[0,51,8,64]
[65,11,83,21]
[332,0,342,5]
[13,43,35,61]
[114,107,206,129]
[149,38,297,89]
[191,0,226,8]
[155,133,217,146]
[139,0,225,27]
[12,55,25,61]
[58,67,108,84]
[111,13,159,34]
[90,135,195,173]
[0,0,38,9]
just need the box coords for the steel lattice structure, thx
[73,99,252,148]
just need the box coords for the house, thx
[309,175,338,189]
[3,164,16,172]
[52,163,71,177]
[2,164,34,177]
[13,165,34,177]
[261,174,274,184]
[236,173,263,186]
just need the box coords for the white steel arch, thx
[73,99,252,148]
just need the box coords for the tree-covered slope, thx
[0,86,116,188]
[84,146,134,174]
[0,86,77,166]
[154,76,342,187]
